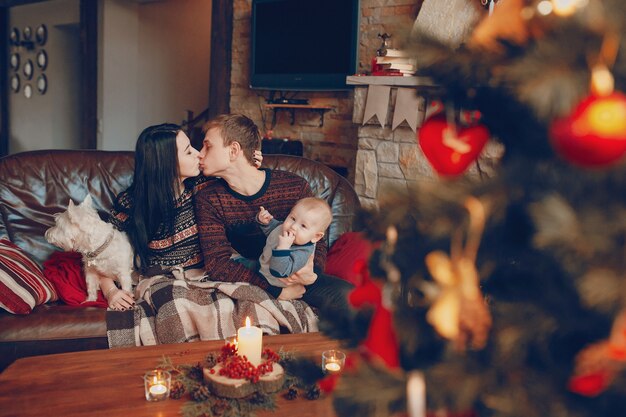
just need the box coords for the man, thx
[194,114,353,311]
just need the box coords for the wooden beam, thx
[208,0,233,120]
[80,0,97,149]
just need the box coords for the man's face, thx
[199,127,231,176]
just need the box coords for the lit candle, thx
[149,380,167,396]
[237,316,262,366]
[325,362,341,372]
[322,350,345,373]
[406,371,426,417]
[144,370,171,401]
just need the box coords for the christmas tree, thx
[311,1,626,416]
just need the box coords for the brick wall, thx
[229,0,422,181]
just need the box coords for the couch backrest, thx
[0,150,360,265]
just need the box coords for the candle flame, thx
[245,316,251,328]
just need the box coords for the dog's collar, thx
[83,229,115,261]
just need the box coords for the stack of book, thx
[372,49,417,76]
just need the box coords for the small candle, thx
[325,362,341,372]
[322,350,345,374]
[149,383,167,396]
[144,370,171,402]
[237,316,262,366]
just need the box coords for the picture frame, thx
[10,28,20,45]
[23,59,33,80]
[37,74,47,95]
[23,26,33,41]
[11,74,20,93]
[10,53,20,71]
[24,84,33,99]
[37,50,47,70]
[36,24,48,46]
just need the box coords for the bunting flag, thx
[392,88,425,132]
[363,85,391,128]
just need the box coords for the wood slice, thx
[203,362,285,399]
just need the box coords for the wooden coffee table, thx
[0,333,339,417]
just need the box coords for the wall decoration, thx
[23,26,32,41]
[36,50,47,70]
[10,53,20,71]
[24,84,32,99]
[37,74,47,95]
[10,28,20,45]
[36,24,47,46]
[23,59,33,80]
[11,74,20,93]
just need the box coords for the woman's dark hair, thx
[128,123,181,271]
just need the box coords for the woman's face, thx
[176,131,200,180]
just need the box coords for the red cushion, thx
[43,251,108,308]
[325,232,376,286]
[0,239,58,314]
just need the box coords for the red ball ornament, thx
[550,92,626,167]
[418,115,490,177]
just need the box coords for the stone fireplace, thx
[348,76,503,209]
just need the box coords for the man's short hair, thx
[203,114,261,165]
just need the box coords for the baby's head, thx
[282,197,332,245]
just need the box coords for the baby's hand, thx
[277,230,295,249]
[257,206,273,225]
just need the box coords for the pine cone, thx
[191,385,211,402]
[211,398,230,416]
[205,353,218,368]
[169,380,186,399]
[305,385,320,400]
[249,391,268,405]
[284,386,298,400]
[189,363,204,381]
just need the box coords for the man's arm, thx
[195,190,282,297]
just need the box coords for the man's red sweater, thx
[194,169,327,297]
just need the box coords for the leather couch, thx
[0,150,360,371]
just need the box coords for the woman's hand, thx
[278,284,305,300]
[253,150,263,168]
[105,287,135,311]
[284,254,317,285]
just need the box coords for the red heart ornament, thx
[418,115,490,177]
[550,92,626,167]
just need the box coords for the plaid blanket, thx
[106,276,318,347]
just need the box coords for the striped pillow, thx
[0,239,58,314]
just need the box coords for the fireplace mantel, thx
[346,75,437,88]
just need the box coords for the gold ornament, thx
[424,196,492,350]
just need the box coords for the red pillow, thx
[43,251,108,308]
[0,239,58,314]
[325,232,376,286]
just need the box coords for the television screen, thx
[250,0,359,91]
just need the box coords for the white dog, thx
[45,195,133,302]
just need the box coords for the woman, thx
[99,123,205,310]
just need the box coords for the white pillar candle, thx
[237,316,263,366]
[407,370,426,417]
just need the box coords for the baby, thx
[256,197,332,287]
